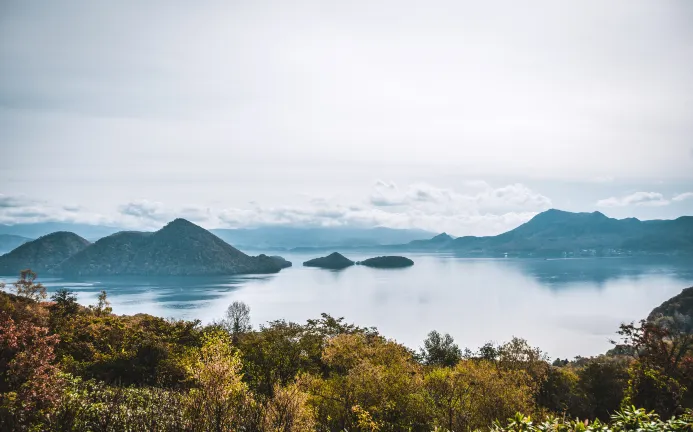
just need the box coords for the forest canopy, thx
[1,271,692,431]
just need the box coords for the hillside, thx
[59,231,152,276]
[59,219,287,276]
[0,234,32,253]
[0,232,91,275]
[402,209,693,257]
[647,286,693,330]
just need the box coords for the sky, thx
[1,0,692,236]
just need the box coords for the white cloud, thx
[672,192,693,202]
[0,194,107,225]
[596,192,670,208]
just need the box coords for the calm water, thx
[2,253,692,359]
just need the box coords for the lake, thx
[2,253,692,359]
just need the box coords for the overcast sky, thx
[1,0,692,235]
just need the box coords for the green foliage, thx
[419,330,462,367]
[2,269,693,431]
[490,407,693,431]
[425,360,535,431]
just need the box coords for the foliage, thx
[419,330,462,367]
[305,333,427,431]
[490,406,693,431]
[89,290,112,316]
[616,320,693,418]
[425,360,535,431]
[219,300,252,336]
[12,269,47,301]
[1,270,693,431]
[0,311,63,431]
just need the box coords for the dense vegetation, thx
[0,232,90,275]
[1,271,692,431]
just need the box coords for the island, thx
[303,252,354,269]
[357,256,414,268]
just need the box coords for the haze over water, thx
[6,253,692,359]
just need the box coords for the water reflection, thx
[2,255,692,358]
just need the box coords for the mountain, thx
[404,232,454,251]
[399,209,693,257]
[303,252,355,269]
[0,234,32,254]
[0,232,91,275]
[211,226,433,250]
[0,222,121,241]
[58,231,152,276]
[59,219,287,276]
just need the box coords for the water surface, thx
[3,253,692,359]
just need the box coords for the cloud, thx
[118,200,168,221]
[596,190,693,208]
[370,181,552,214]
[672,192,693,202]
[0,194,107,225]
[0,181,553,236]
[596,192,670,208]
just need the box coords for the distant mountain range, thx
[390,209,693,257]
[0,234,32,254]
[210,226,433,250]
[0,222,121,241]
[0,219,289,277]
[0,210,690,276]
[0,223,433,250]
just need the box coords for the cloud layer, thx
[597,191,693,208]
[0,182,553,236]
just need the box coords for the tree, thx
[425,360,535,431]
[49,289,80,332]
[50,289,79,316]
[616,320,693,417]
[90,290,112,316]
[222,301,251,336]
[0,312,64,430]
[577,356,629,420]
[307,333,427,431]
[185,330,252,431]
[419,330,462,367]
[12,270,46,301]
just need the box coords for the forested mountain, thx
[59,219,288,276]
[401,209,693,257]
[0,232,90,275]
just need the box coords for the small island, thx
[303,252,354,269]
[357,256,414,268]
